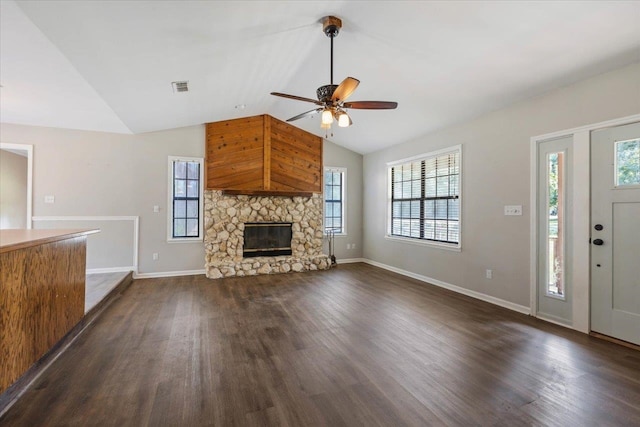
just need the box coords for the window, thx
[388,146,461,247]
[168,156,204,241]
[324,167,346,235]
[546,151,565,297]
[615,138,640,186]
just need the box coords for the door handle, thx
[593,238,604,246]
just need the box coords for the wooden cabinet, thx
[0,229,97,394]
[206,115,322,196]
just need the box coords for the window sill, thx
[167,238,203,244]
[384,235,461,252]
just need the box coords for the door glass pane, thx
[616,139,640,186]
[547,152,565,298]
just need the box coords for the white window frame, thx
[167,156,204,243]
[385,145,462,251]
[324,166,347,236]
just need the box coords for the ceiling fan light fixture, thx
[338,111,350,127]
[321,109,334,125]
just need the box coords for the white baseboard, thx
[337,258,366,264]
[87,266,135,274]
[535,313,573,329]
[362,259,531,315]
[133,269,206,279]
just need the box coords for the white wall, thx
[324,140,363,260]
[363,62,640,308]
[0,122,363,274]
[0,149,28,228]
[0,124,205,274]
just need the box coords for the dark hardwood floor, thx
[2,263,639,426]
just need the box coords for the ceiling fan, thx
[271,16,398,135]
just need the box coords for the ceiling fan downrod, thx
[323,16,342,87]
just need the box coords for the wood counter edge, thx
[0,229,100,254]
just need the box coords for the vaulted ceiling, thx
[1,1,639,154]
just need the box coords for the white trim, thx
[0,143,33,229]
[530,114,640,141]
[87,266,135,274]
[33,215,138,221]
[336,258,366,264]
[385,144,462,250]
[536,313,573,329]
[32,215,139,274]
[134,269,205,279]
[529,132,538,317]
[323,166,347,235]
[386,144,462,166]
[572,131,591,333]
[362,258,530,315]
[167,156,204,243]
[529,113,640,334]
[384,235,462,252]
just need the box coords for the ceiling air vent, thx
[171,81,189,93]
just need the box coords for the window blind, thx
[390,150,460,244]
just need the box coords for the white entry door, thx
[591,121,640,345]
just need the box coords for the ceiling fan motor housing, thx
[317,84,338,103]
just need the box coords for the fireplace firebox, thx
[243,222,292,258]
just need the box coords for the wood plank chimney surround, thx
[206,114,322,196]
[204,115,330,278]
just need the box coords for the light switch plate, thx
[504,205,522,216]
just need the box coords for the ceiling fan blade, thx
[271,92,323,105]
[343,101,398,110]
[331,77,360,102]
[286,108,322,122]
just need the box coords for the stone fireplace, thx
[204,191,331,278]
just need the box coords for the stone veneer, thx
[204,191,331,278]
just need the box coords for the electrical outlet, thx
[504,205,523,216]
[153,253,159,261]
[486,269,492,279]
[44,195,55,204]
[153,205,160,213]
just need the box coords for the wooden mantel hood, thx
[205,114,323,196]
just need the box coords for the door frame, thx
[0,142,33,229]
[529,113,640,333]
